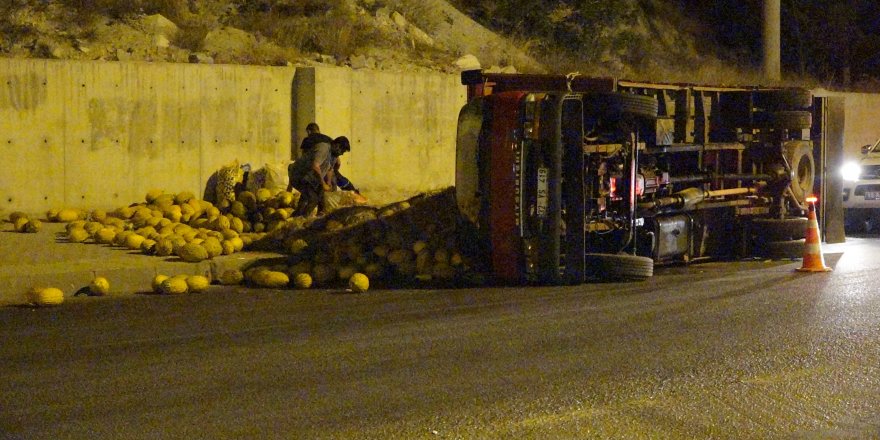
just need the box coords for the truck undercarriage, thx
[456,71,827,284]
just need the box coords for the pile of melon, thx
[6,211,42,233]
[21,186,485,294]
[247,188,487,289]
[51,188,307,263]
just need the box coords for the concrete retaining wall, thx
[294,67,467,205]
[0,59,293,216]
[0,61,467,217]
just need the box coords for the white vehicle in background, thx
[842,138,880,232]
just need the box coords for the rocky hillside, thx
[0,0,771,85]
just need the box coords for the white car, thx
[842,138,880,232]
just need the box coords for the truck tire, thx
[754,89,813,110]
[585,253,654,281]
[753,110,812,130]
[756,239,805,260]
[784,141,816,205]
[751,217,808,241]
[584,93,658,121]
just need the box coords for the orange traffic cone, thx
[797,200,831,272]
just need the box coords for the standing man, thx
[288,136,351,217]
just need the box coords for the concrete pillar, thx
[763,0,781,81]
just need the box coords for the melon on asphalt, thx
[94,228,117,244]
[155,239,175,257]
[348,273,369,293]
[152,274,170,293]
[218,269,244,285]
[67,228,90,243]
[293,273,312,289]
[12,217,28,232]
[186,275,211,293]
[89,277,110,296]
[160,276,188,294]
[27,287,64,306]
[254,271,289,288]
[125,234,146,250]
[23,219,42,233]
[56,209,80,222]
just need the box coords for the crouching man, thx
[288,136,351,217]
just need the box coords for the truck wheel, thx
[585,253,654,281]
[584,93,658,121]
[751,217,808,241]
[784,141,816,205]
[756,239,805,260]
[753,110,812,130]
[754,89,813,110]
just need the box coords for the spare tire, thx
[784,141,816,207]
[754,89,813,111]
[753,111,812,130]
[585,253,654,281]
[584,93,659,121]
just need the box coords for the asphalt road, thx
[2,239,880,439]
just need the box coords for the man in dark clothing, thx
[298,122,359,193]
[298,122,332,155]
[288,136,351,217]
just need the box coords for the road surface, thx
[1,239,879,439]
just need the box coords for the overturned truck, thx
[456,70,830,284]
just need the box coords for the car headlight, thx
[841,162,862,181]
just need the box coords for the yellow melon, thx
[23,219,42,233]
[152,274,170,293]
[12,217,29,232]
[94,228,117,244]
[177,243,209,262]
[256,188,272,203]
[174,191,195,205]
[141,239,158,254]
[125,234,147,250]
[56,208,80,222]
[67,228,90,243]
[253,270,289,288]
[220,240,235,255]
[89,277,110,296]
[293,273,312,289]
[160,277,188,294]
[186,275,211,293]
[90,209,107,222]
[145,189,165,204]
[201,237,223,258]
[27,287,64,306]
[348,273,369,293]
[218,269,244,285]
[288,238,309,255]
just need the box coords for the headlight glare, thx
[841,162,861,181]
